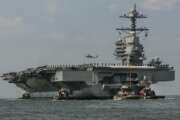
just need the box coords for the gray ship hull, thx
[3,64,174,99]
[18,82,112,99]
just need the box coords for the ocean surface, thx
[0,96,180,120]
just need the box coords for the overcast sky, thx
[0,0,179,98]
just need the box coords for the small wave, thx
[165,97,176,100]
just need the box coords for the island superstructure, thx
[115,4,148,65]
[1,5,175,99]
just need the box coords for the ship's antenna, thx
[116,4,149,33]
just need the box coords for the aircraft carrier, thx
[1,5,175,99]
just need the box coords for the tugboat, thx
[1,5,175,100]
[113,80,165,100]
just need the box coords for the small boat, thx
[114,95,141,100]
[144,96,165,99]
[113,95,165,100]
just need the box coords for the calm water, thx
[0,96,180,120]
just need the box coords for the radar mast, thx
[115,4,149,65]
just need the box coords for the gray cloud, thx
[0,16,24,30]
[47,0,58,16]
[47,0,65,17]
[143,0,177,10]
